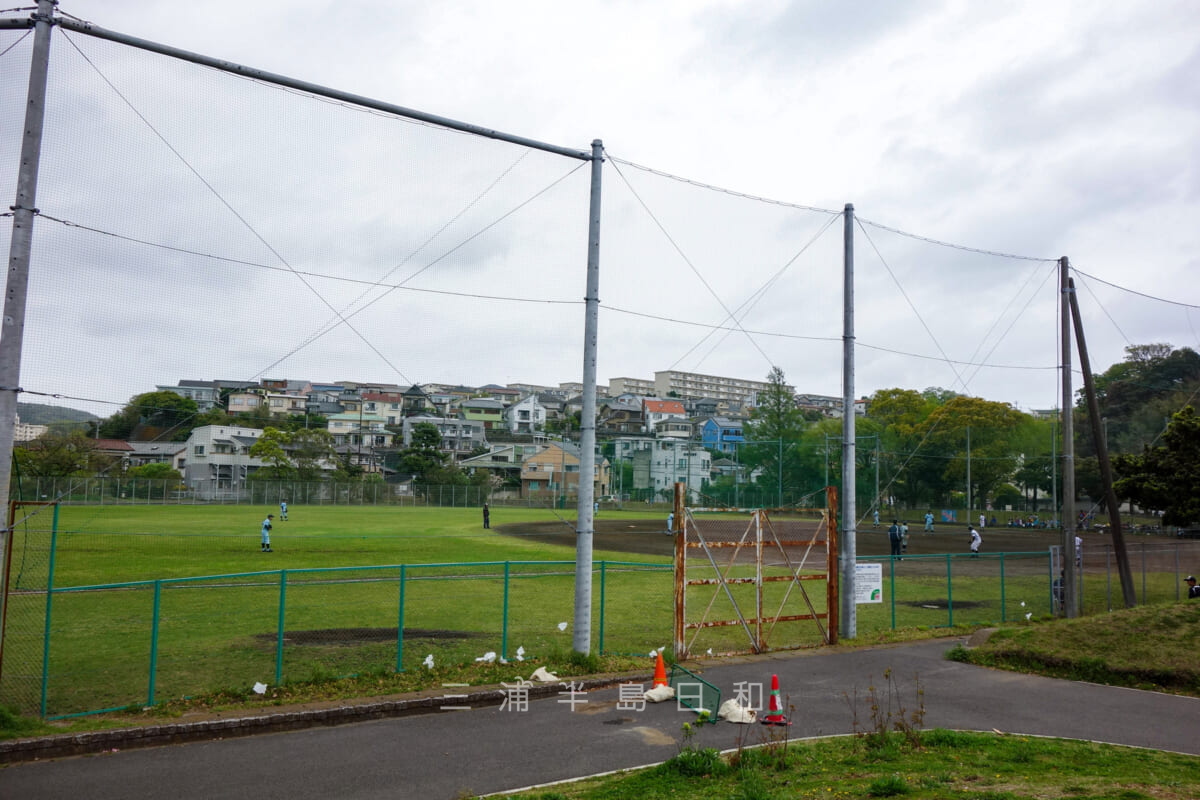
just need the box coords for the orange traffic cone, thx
[652,650,668,688]
[760,673,790,726]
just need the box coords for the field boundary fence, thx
[10,477,567,508]
[4,537,1198,718]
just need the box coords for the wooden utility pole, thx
[1067,279,1136,607]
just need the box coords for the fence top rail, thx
[49,559,669,592]
[858,551,1050,561]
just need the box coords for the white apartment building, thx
[608,376,656,396]
[653,370,792,407]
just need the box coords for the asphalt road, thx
[3,638,1197,799]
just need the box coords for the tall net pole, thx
[838,203,857,639]
[572,140,603,655]
[0,0,56,677]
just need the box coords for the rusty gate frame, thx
[673,484,839,659]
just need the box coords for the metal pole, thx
[966,426,971,520]
[572,140,603,656]
[0,0,56,678]
[54,17,592,161]
[1060,257,1078,617]
[839,203,857,639]
[1067,278,1136,607]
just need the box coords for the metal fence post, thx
[396,565,405,672]
[889,555,896,630]
[598,561,607,655]
[946,554,954,628]
[39,503,59,719]
[148,580,161,706]
[275,570,287,686]
[1000,553,1006,622]
[501,561,510,662]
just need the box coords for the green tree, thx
[99,391,200,441]
[1113,405,1200,526]
[249,427,298,480]
[1078,344,1200,456]
[916,396,1026,508]
[127,462,183,482]
[290,429,338,480]
[742,367,807,503]
[396,422,447,479]
[14,431,107,477]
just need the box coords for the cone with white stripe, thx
[760,673,790,726]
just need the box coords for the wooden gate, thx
[673,485,839,659]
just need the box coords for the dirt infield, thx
[498,517,1072,558]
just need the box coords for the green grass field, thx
[0,503,1173,720]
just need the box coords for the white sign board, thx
[854,562,883,604]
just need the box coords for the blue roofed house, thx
[700,416,744,453]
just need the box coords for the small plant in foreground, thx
[844,668,926,749]
[867,773,911,796]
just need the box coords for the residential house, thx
[536,393,565,422]
[654,418,693,440]
[520,441,611,499]
[503,395,546,434]
[597,399,643,435]
[700,417,745,453]
[182,425,265,495]
[402,384,430,416]
[477,384,521,405]
[631,439,710,501]
[642,398,687,434]
[685,397,720,417]
[460,398,505,430]
[402,414,487,458]
[364,391,406,426]
[327,406,394,450]
[227,389,264,415]
[265,390,308,417]
[156,380,220,411]
[126,441,187,472]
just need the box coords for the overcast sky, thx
[2,0,1198,420]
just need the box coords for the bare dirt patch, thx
[252,627,486,647]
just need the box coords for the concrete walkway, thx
[1,638,1197,799]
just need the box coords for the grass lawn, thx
[505,729,1200,799]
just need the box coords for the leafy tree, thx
[127,462,183,482]
[15,431,114,477]
[916,396,1026,508]
[249,427,298,480]
[99,391,200,441]
[1113,405,1200,525]
[742,367,807,502]
[1077,344,1200,456]
[396,422,447,479]
[290,429,338,480]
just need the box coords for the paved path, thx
[2,638,1197,799]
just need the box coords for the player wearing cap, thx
[261,514,274,552]
[1187,575,1199,599]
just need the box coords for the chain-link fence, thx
[6,533,1199,718]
